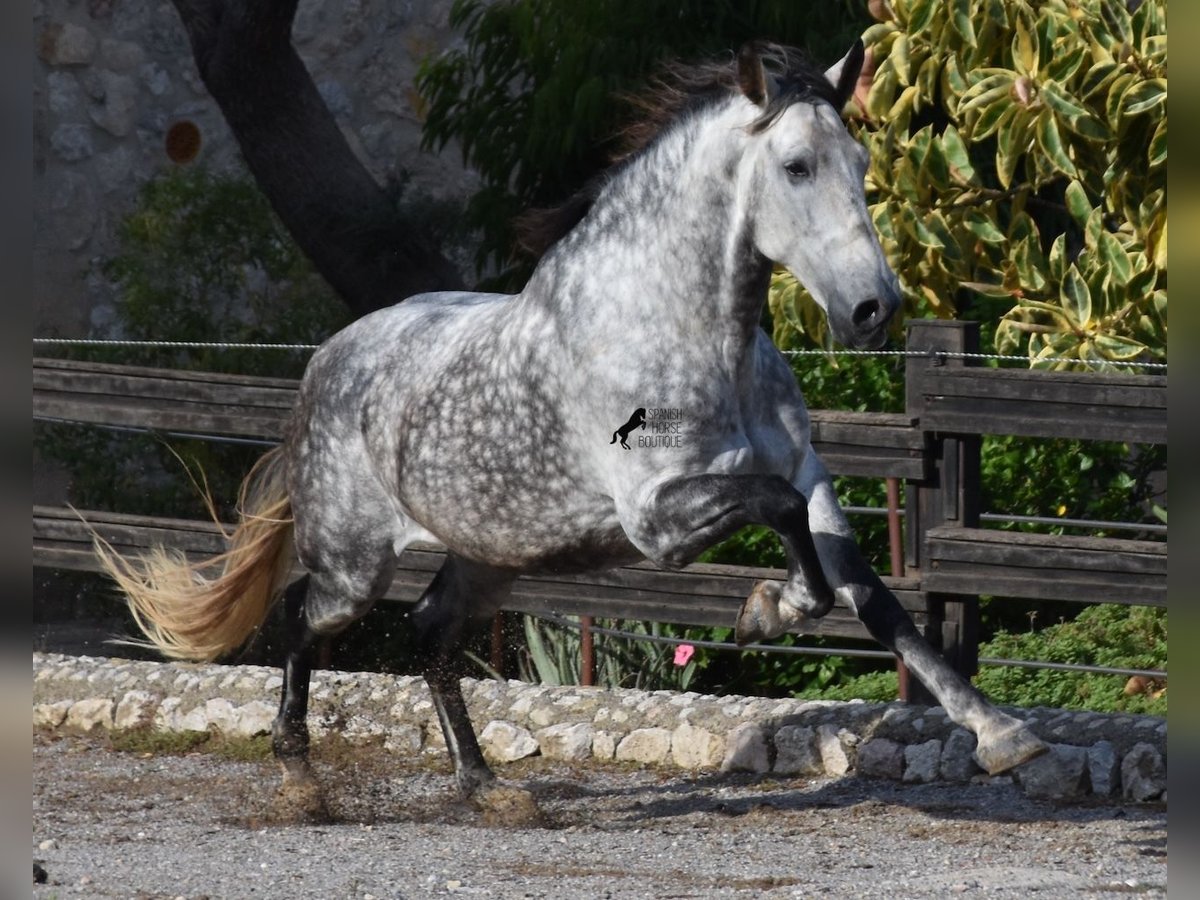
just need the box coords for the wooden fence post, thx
[904,321,982,701]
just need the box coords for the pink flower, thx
[673,643,695,666]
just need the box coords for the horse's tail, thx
[94,446,295,662]
[610,432,619,444]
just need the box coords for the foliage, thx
[975,603,1166,714]
[789,603,1167,715]
[100,165,348,376]
[518,616,699,691]
[418,0,865,282]
[39,166,346,529]
[771,0,1167,370]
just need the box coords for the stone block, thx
[816,724,854,776]
[773,725,823,776]
[536,722,594,762]
[1121,743,1166,801]
[939,728,980,783]
[39,23,98,66]
[113,691,160,730]
[480,721,539,763]
[592,730,618,761]
[1015,743,1088,799]
[615,728,672,765]
[721,723,769,774]
[670,723,724,770]
[66,698,113,732]
[1087,741,1120,797]
[903,739,943,783]
[857,738,904,780]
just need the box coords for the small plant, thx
[518,616,700,691]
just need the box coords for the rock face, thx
[34,0,480,338]
[32,653,1167,802]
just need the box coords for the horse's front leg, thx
[791,453,1047,774]
[625,472,837,635]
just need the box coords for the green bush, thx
[418,0,865,282]
[772,0,1167,368]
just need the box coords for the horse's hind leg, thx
[411,558,510,793]
[270,574,328,822]
[410,557,538,820]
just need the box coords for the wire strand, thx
[32,337,1168,370]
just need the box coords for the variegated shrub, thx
[770,0,1166,370]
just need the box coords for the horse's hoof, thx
[472,784,541,827]
[270,776,331,825]
[974,720,1048,775]
[735,580,803,645]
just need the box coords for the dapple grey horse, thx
[99,41,1046,818]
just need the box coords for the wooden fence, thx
[32,321,1167,696]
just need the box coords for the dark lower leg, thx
[425,660,495,795]
[411,563,502,796]
[272,576,318,781]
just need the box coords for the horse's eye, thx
[784,160,811,179]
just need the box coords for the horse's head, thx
[736,42,901,350]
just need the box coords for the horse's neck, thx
[527,102,769,355]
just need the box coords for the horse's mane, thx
[514,43,840,259]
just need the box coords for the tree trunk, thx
[170,0,465,318]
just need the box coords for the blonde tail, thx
[94,446,295,662]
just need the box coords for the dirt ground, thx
[32,729,1167,898]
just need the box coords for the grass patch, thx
[108,728,273,761]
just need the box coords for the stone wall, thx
[33,0,478,339]
[34,653,1168,803]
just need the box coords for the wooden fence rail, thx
[33,321,1167,690]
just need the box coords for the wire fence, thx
[32,336,1169,370]
[531,611,1168,680]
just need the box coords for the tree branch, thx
[170,0,464,318]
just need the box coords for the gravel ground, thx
[31,730,1166,899]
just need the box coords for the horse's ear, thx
[824,40,865,110]
[737,42,770,107]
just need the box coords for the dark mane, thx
[514,43,838,259]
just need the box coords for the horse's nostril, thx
[852,299,882,329]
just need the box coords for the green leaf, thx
[1040,82,1108,139]
[940,125,976,183]
[1120,78,1167,116]
[900,204,944,248]
[907,0,937,35]
[1064,180,1092,228]
[995,107,1029,189]
[1105,73,1136,129]
[1044,45,1087,84]
[958,71,1018,113]
[971,94,1014,140]
[1061,264,1092,327]
[952,0,977,47]
[1048,233,1068,284]
[1079,62,1118,101]
[963,210,1006,243]
[1093,334,1149,360]
[1097,231,1133,285]
[1036,110,1077,177]
[891,33,912,86]
[1148,118,1167,168]
[1012,13,1038,74]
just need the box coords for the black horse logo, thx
[610,408,647,449]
